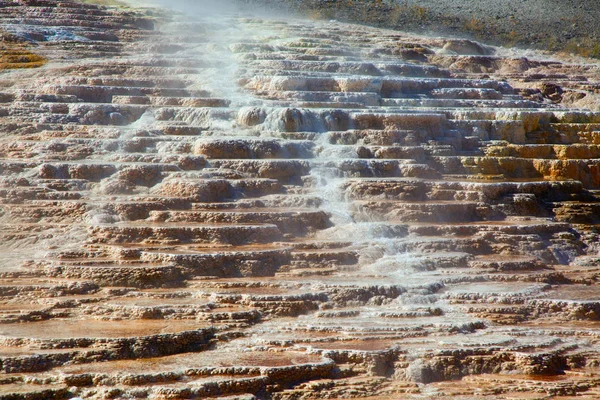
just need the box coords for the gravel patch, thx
[254,0,600,57]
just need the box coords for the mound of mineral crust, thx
[1,0,600,399]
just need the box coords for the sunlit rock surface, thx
[1,0,600,398]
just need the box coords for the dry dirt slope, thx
[264,0,600,58]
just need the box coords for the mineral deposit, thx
[1,1,600,399]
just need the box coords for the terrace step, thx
[2,1,600,398]
[88,223,283,245]
[148,208,330,235]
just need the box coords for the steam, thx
[82,109,156,227]
[131,0,290,20]
[142,0,244,15]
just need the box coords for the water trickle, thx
[310,131,357,236]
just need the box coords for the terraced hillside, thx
[1,0,600,398]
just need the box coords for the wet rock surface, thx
[1,0,600,399]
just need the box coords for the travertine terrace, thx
[1,0,600,398]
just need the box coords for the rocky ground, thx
[1,0,600,399]
[263,0,600,58]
